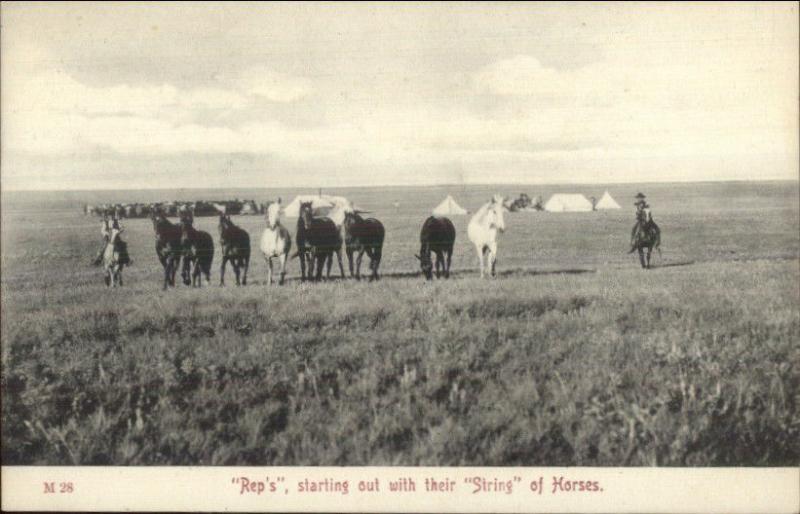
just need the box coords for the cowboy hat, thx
[635,192,646,199]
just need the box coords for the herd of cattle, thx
[85,199,262,219]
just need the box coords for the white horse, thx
[103,224,125,287]
[467,194,508,278]
[260,199,292,285]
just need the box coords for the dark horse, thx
[294,208,313,282]
[344,211,385,281]
[630,211,661,269]
[298,201,345,282]
[416,216,456,280]
[179,211,215,286]
[150,210,184,290]
[218,214,250,286]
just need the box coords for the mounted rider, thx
[629,192,657,253]
[92,214,131,266]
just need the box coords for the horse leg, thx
[316,252,326,282]
[337,248,346,279]
[299,250,307,282]
[356,248,365,281]
[279,253,287,285]
[267,256,274,286]
[477,246,485,279]
[163,259,171,290]
[118,266,123,287]
[489,241,498,278]
[347,247,355,278]
[325,252,333,280]
[646,246,652,269]
[220,256,227,286]
[372,247,382,281]
[242,256,249,285]
[233,259,241,286]
[445,249,452,279]
[638,248,646,269]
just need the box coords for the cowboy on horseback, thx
[92,215,131,266]
[628,192,657,253]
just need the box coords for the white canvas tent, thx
[432,195,468,216]
[595,190,621,210]
[544,194,594,212]
[282,195,352,218]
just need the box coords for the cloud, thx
[474,55,568,97]
[236,66,313,102]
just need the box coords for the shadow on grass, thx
[651,260,696,269]
[246,266,596,285]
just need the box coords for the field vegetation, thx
[2,181,798,465]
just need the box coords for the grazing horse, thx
[467,195,508,278]
[102,223,127,287]
[631,211,661,269]
[179,212,214,287]
[260,199,292,285]
[343,210,385,281]
[150,210,184,290]
[299,201,345,281]
[218,214,251,286]
[416,216,456,280]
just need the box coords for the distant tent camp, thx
[595,190,621,210]
[432,195,467,216]
[543,194,594,212]
[283,195,352,217]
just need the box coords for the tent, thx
[595,190,621,210]
[432,195,467,216]
[282,195,352,218]
[543,194,594,212]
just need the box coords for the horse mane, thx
[470,202,492,225]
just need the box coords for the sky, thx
[1,2,798,191]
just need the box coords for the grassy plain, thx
[2,181,799,465]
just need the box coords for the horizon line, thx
[2,176,798,194]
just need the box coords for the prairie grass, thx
[2,181,798,465]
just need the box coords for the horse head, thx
[266,198,282,229]
[487,195,507,233]
[299,201,314,228]
[415,246,433,280]
[218,214,229,234]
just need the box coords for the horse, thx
[467,194,508,279]
[260,199,292,286]
[150,210,184,290]
[218,214,251,286]
[102,223,128,287]
[343,209,385,281]
[416,216,456,280]
[179,211,214,287]
[630,211,661,269]
[299,201,345,282]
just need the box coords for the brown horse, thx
[343,210,385,281]
[150,210,183,290]
[180,211,214,287]
[299,201,345,282]
[218,214,251,286]
[416,216,456,280]
[630,211,661,269]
